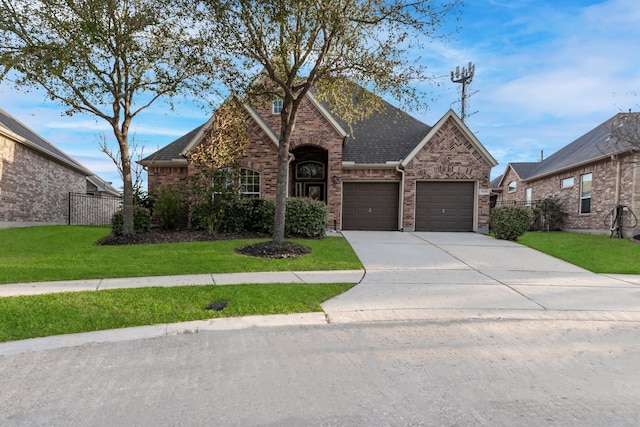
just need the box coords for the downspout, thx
[396,163,405,231]
[613,154,621,205]
[287,153,295,197]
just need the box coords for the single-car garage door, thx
[342,182,399,230]
[415,182,474,231]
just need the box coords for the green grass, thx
[0,283,354,342]
[518,231,640,274]
[0,226,362,284]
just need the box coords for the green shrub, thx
[190,196,254,234]
[285,197,327,238]
[490,205,535,240]
[152,186,186,230]
[532,197,567,231]
[250,198,327,238]
[221,198,254,233]
[111,205,151,236]
[249,199,276,234]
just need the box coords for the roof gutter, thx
[138,158,188,167]
[396,162,405,231]
[342,161,400,169]
[521,149,635,182]
[0,125,93,176]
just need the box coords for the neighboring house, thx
[493,112,640,235]
[86,175,120,197]
[0,108,115,228]
[140,91,497,232]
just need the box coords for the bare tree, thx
[0,0,220,234]
[98,133,146,202]
[187,0,461,244]
[610,111,640,153]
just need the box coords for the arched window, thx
[296,161,324,179]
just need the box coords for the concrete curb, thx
[4,307,640,356]
[0,312,329,356]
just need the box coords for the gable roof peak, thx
[401,109,497,168]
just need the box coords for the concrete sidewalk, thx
[322,231,640,323]
[0,270,365,297]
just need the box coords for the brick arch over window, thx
[289,133,335,151]
[235,159,264,173]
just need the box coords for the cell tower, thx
[450,62,475,122]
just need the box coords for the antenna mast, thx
[450,62,475,122]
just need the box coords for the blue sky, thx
[1,0,639,190]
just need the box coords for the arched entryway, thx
[290,146,328,201]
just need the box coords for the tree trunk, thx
[121,156,134,236]
[272,138,289,245]
[273,107,295,245]
[116,130,134,236]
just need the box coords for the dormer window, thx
[272,99,283,114]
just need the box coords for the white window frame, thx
[507,181,517,193]
[580,173,592,214]
[561,177,575,189]
[272,99,283,114]
[239,168,260,197]
[525,188,532,207]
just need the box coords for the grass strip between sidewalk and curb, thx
[0,283,355,343]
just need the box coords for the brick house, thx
[492,112,640,236]
[0,108,117,228]
[141,91,497,232]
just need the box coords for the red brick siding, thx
[148,97,345,228]
[0,132,86,224]
[495,152,640,235]
[526,155,638,232]
[500,167,528,203]
[147,106,495,233]
[403,117,493,232]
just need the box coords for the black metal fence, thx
[68,192,121,226]
[491,199,544,209]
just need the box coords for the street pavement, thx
[1,231,640,355]
[2,319,639,426]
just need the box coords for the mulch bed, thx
[96,230,311,259]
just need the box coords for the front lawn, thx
[518,231,640,274]
[0,226,362,284]
[0,283,354,342]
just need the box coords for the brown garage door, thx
[342,182,399,230]
[415,182,474,231]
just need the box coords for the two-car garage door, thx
[342,181,475,231]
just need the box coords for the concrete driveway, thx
[322,231,640,322]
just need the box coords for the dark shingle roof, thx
[523,112,639,180]
[143,86,433,165]
[0,108,90,174]
[326,99,432,164]
[509,162,539,180]
[141,123,207,163]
